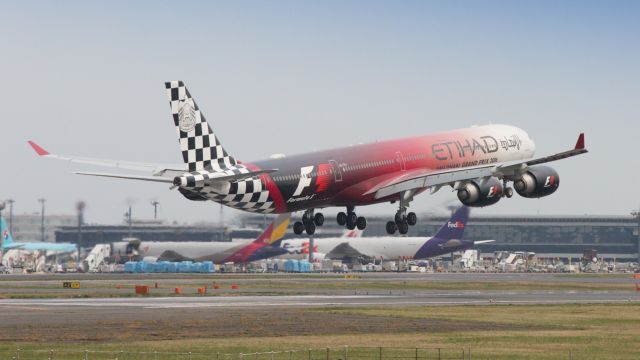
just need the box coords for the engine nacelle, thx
[457,178,503,207]
[513,166,560,198]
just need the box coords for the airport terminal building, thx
[409,214,639,262]
[52,213,640,262]
[246,213,640,262]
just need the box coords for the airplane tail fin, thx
[223,213,291,263]
[433,206,470,240]
[1,218,14,248]
[254,213,291,245]
[413,206,471,259]
[165,81,238,172]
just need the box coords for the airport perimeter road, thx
[0,290,637,309]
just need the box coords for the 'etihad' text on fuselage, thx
[432,135,522,161]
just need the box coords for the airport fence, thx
[0,347,470,360]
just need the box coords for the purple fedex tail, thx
[414,206,476,259]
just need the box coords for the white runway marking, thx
[0,292,637,309]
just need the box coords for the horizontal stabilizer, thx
[28,141,185,175]
[174,168,278,187]
[474,240,495,244]
[74,172,174,183]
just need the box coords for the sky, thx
[0,0,638,225]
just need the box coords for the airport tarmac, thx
[0,290,637,309]
[1,271,637,283]
[0,273,638,343]
[0,289,637,342]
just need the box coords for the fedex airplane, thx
[1,218,77,253]
[274,206,491,262]
[29,81,587,236]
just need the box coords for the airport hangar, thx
[53,213,640,262]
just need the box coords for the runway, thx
[0,290,637,310]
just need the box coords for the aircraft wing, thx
[371,133,587,199]
[28,141,185,176]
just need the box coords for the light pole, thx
[126,205,133,239]
[219,203,224,241]
[631,210,640,264]
[38,198,46,242]
[76,201,86,255]
[6,199,14,234]
[151,201,160,220]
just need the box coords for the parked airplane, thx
[29,81,587,235]
[111,213,291,263]
[274,206,491,263]
[0,218,77,253]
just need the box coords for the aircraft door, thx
[329,160,342,182]
[395,152,406,171]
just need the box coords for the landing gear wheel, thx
[406,212,417,226]
[356,216,367,230]
[337,212,347,226]
[314,213,325,226]
[293,221,305,235]
[347,212,357,225]
[386,221,397,235]
[398,221,409,235]
[346,215,357,230]
[305,221,316,235]
[394,212,404,225]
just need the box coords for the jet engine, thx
[513,166,559,198]
[457,178,503,207]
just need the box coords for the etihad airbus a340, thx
[29,81,587,235]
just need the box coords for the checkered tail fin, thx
[165,81,238,172]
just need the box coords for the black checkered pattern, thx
[182,166,275,213]
[165,81,237,172]
[166,81,275,213]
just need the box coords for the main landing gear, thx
[336,205,367,231]
[293,209,325,235]
[386,190,417,235]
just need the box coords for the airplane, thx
[1,218,77,253]
[273,206,492,263]
[29,81,588,236]
[111,213,291,263]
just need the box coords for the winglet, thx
[28,141,50,156]
[574,133,585,150]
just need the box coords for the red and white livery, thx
[29,81,588,235]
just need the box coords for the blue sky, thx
[0,1,638,224]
